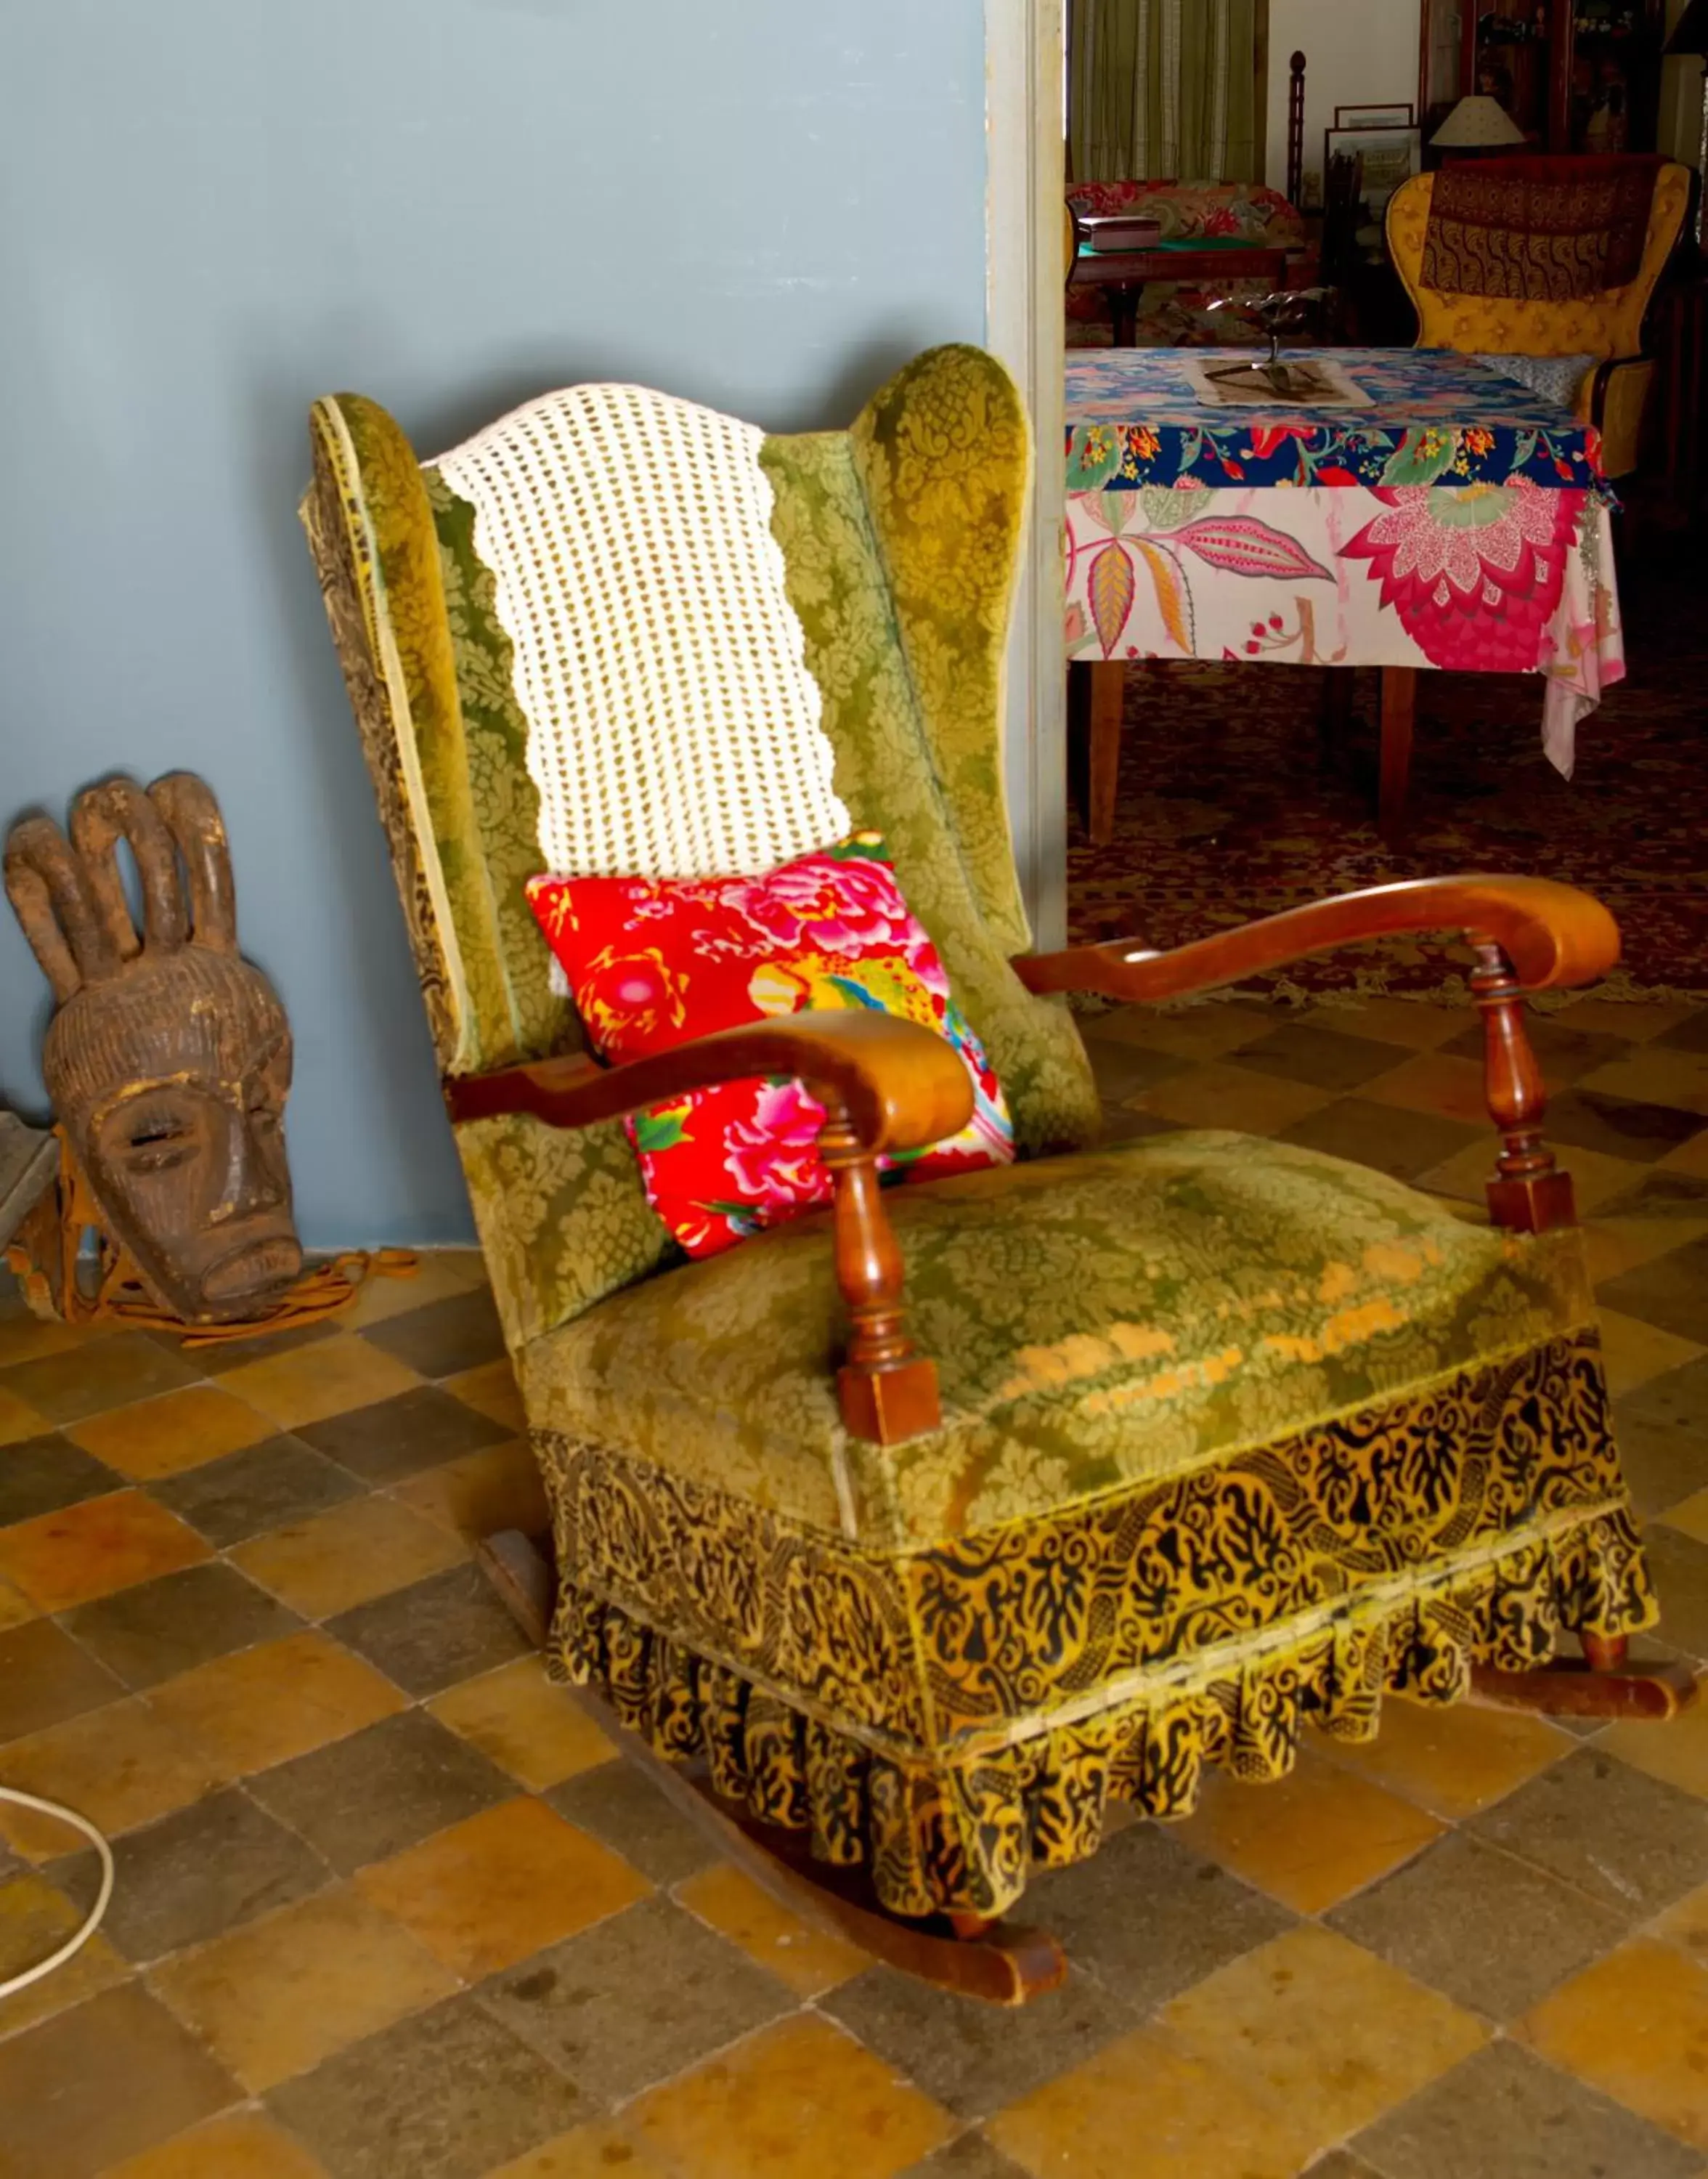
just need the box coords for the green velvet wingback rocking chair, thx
[302,345,1689,2003]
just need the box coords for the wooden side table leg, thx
[1088,662,1126,845]
[1378,667,1416,843]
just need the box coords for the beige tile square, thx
[66,1384,276,1480]
[440,1358,526,1435]
[230,1496,468,1620]
[149,1883,456,2093]
[1598,1677,1708,1801]
[1659,1129,1708,1180]
[1171,1753,1444,1915]
[1314,1695,1574,1820]
[338,1254,479,1328]
[484,2125,671,2179]
[147,1630,405,1777]
[1163,1924,1487,2148]
[0,1383,52,1446]
[355,1795,648,1979]
[1134,1061,1334,1136]
[675,1862,869,1999]
[629,2013,953,2179]
[989,2019,1318,2179]
[1664,1489,1708,1546]
[1518,1937,1708,2150]
[0,1490,210,1613]
[1578,1046,1708,1118]
[1596,1310,1707,1398]
[426,1656,616,1791]
[390,1437,547,1541]
[218,1333,421,1430]
[0,1575,37,1631]
[0,1697,221,1859]
[0,1870,130,2038]
[1362,1050,1490,1127]
[97,2111,333,2178]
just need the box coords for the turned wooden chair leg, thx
[1378,665,1415,842]
[473,1528,1067,2005]
[1471,941,1577,1233]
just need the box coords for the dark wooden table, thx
[1069,237,1298,346]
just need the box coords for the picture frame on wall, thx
[1323,123,1422,214]
[1334,103,1416,129]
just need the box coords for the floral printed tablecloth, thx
[1065,349,1623,774]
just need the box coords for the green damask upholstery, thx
[303,344,1654,1921]
[522,1131,1594,1549]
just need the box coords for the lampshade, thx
[1430,95,1528,149]
[1664,0,1708,57]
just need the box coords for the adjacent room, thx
[0,5,1704,2177]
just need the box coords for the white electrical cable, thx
[0,1787,115,1997]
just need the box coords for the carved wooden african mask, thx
[4,774,304,1323]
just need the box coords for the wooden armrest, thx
[1014,876,1618,1005]
[445,1011,973,1453]
[444,1009,973,1156]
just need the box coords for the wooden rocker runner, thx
[304,346,1693,2005]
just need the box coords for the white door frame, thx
[985,0,1068,950]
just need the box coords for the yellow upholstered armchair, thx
[302,346,1689,2003]
[1388,158,1690,480]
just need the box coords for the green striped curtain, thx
[1069,0,1261,184]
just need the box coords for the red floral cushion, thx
[526,834,1014,1259]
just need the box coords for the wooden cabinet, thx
[1422,0,1666,152]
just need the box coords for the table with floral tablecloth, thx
[1064,348,1622,827]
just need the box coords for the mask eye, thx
[122,1115,196,1172]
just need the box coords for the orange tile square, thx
[1664,1490,1708,1547]
[441,1358,525,1434]
[230,1495,467,1620]
[484,2124,671,2179]
[675,1862,869,1999]
[98,2110,333,2178]
[1313,1695,1573,1819]
[0,1383,52,1446]
[148,1883,455,2093]
[0,1310,86,1369]
[217,1332,421,1429]
[1172,1751,1444,1914]
[66,1383,276,1480]
[391,1437,546,1540]
[0,1489,210,1612]
[1420,1139,1645,1217]
[426,1656,616,1791]
[1163,1925,1487,2152]
[1363,1050,1490,1127]
[1134,1061,1333,1137]
[1598,1680,1708,1803]
[354,1794,648,1979]
[0,1870,130,2038]
[1595,1310,1707,1397]
[146,1630,405,1777]
[0,1697,221,1859]
[1659,1128,1708,1181]
[1518,1938,1708,2151]
[0,1575,36,1631]
[1654,1880,1708,1970]
[629,2013,953,2179]
[1577,1046,1708,1118]
[989,2020,1318,2179]
[1582,1214,1708,1287]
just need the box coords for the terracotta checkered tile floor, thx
[1,996,1706,2179]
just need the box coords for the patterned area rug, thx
[1067,540,1708,1007]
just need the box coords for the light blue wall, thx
[0,0,990,1246]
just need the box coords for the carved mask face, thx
[5,775,304,1323]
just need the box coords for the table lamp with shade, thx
[1664,0,1708,250]
[1431,94,1528,157]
